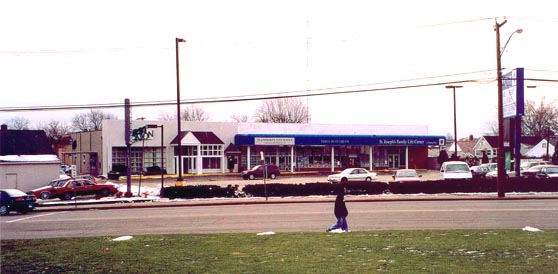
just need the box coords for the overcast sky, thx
[1,0,557,138]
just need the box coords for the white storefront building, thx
[89,120,445,176]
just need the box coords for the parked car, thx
[480,163,497,172]
[60,164,72,174]
[241,165,280,180]
[520,161,550,171]
[75,174,103,183]
[470,165,489,179]
[327,168,377,183]
[392,169,422,183]
[30,178,119,200]
[142,166,167,176]
[1,189,38,216]
[486,168,511,180]
[108,164,127,180]
[440,161,472,180]
[522,165,558,179]
[533,165,558,178]
[59,170,70,179]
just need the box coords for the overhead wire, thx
[0,77,489,112]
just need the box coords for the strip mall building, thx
[66,120,445,176]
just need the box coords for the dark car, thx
[1,189,38,216]
[522,165,553,179]
[241,165,280,180]
[142,166,167,176]
[470,165,490,179]
[522,165,558,179]
[108,164,127,180]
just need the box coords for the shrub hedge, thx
[163,184,240,199]
[161,178,558,199]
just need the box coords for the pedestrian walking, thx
[326,184,349,232]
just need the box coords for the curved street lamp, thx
[495,19,523,198]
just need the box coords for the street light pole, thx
[446,85,463,159]
[495,19,523,198]
[495,19,506,198]
[175,37,186,183]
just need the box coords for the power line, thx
[0,78,485,112]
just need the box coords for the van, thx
[440,161,472,180]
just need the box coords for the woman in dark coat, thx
[326,185,349,232]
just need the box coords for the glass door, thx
[388,154,399,169]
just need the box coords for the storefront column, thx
[405,146,409,169]
[369,146,374,170]
[291,146,295,172]
[331,146,335,172]
[197,144,203,175]
[247,146,251,169]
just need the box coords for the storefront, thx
[95,120,444,176]
[234,134,444,172]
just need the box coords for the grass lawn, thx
[2,230,558,273]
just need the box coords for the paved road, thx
[2,199,558,239]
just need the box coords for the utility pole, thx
[495,19,506,198]
[124,98,132,197]
[446,85,463,159]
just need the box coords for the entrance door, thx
[388,154,399,169]
[186,157,196,174]
[174,157,192,175]
[278,155,291,171]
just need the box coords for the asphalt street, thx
[2,198,558,239]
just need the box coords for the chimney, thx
[1,124,7,131]
[469,134,474,141]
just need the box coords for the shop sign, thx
[378,138,436,146]
[502,68,524,118]
[255,137,295,146]
[131,126,154,143]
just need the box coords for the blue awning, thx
[234,134,446,146]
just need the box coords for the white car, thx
[440,161,472,180]
[486,168,511,180]
[327,168,377,183]
[392,169,422,183]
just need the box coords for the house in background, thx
[0,124,60,191]
[472,136,498,162]
[525,138,557,159]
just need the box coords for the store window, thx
[112,147,166,174]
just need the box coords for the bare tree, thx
[181,105,210,121]
[230,114,250,123]
[254,98,309,123]
[36,120,72,146]
[157,111,175,121]
[522,98,558,137]
[483,120,498,136]
[5,116,31,130]
[72,110,118,131]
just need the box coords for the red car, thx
[31,178,119,200]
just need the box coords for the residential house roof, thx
[457,137,479,156]
[171,131,224,145]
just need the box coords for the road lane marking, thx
[6,212,66,223]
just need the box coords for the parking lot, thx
[123,169,443,190]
